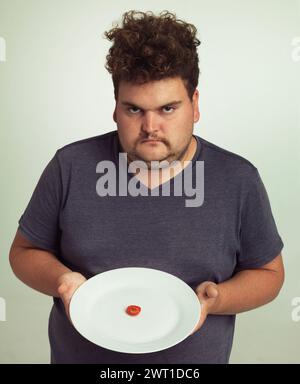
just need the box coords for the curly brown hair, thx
[104,10,201,101]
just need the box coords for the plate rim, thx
[69,267,201,353]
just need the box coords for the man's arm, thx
[191,254,284,333]
[210,253,284,315]
[9,230,86,318]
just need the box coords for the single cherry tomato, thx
[126,305,141,316]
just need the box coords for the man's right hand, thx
[57,272,87,322]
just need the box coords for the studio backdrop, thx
[0,0,299,363]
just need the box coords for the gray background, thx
[0,0,299,363]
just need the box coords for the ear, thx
[192,89,200,123]
[113,107,117,123]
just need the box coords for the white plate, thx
[69,267,201,353]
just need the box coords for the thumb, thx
[205,283,219,299]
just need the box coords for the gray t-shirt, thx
[18,130,284,364]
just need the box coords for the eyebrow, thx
[121,100,183,110]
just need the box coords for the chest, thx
[58,190,239,285]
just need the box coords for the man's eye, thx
[127,106,175,114]
[163,106,174,113]
[128,107,141,114]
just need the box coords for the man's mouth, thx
[141,139,163,143]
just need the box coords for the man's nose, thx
[141,111,160,135]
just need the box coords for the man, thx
[9,10,284,364]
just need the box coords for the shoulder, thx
[197,136,259,180]
[198,136,256,169]
[54,130,118,163]
[57,130,117,154]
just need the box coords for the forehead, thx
[117,77,188,106]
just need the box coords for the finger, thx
[205,284,218,298]
[61,295,73,323]
[195,281,214,294]
[190,310,206,335]
[57,283,69,296]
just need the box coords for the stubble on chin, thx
[127,141,190,170]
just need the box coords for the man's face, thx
[113,76,200,168]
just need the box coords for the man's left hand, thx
[190,281,219,335]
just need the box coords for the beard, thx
[125,138,191,170]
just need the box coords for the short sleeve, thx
[18,152,62,254]
[235,168,284,271]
